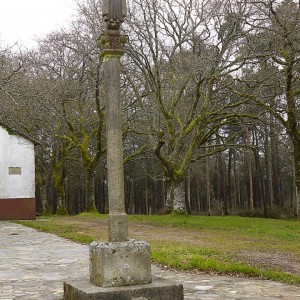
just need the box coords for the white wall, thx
[0,126,35,199]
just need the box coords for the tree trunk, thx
[293,141,300,218]
[129,178,135,214]
[291,164,298,216]
[85,170,96,212]
[36,171,50,215]
[185,171,192,214]
[264,123,274,209]
[53,165,67,215]
[196,175,201,213]
[270,119,284,207]
[162,179,166,214]
[227,148,233,211]
[173,181,186,213]
[246,127,254,211]
[166,182,174,213]
[253,129,264,210]
[232,150,238,211]
[218,153,227,215]
[166,180,186,214]
[145,176,149,215]
[205,155,211,215]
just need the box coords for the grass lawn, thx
[17,213,300,285]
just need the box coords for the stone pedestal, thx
[64,239,184,299]
[64,276,184,300]
[90,240,152,287]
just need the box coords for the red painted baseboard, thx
[0,198,36,220]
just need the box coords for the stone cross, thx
[64,0,184,296]
[99,0,128,242]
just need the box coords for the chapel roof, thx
[0,122,39,145]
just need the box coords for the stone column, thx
[98,0,129,243]
[103,46,128,242]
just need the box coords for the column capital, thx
[98,30,128,60]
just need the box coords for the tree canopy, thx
[0,0,299,217]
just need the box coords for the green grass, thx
[130,214,300,254]
[16,213,300,285]
[150,241,300,284]
[19,219,95,244]
[130,214,300,239]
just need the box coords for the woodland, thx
[1,0,300,217]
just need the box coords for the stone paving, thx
[0,222,299,300]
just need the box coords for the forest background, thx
[1,0,300,218]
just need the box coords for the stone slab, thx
[90,239,151,287]
[64,276,184,300]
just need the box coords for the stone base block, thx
[64,276,184,300]
[90,240,152,287]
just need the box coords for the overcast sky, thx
[0,0,76,48]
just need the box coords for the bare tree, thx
[124,0,255,213]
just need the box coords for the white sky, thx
[0,0,77,48]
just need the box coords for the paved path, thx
[0,222,299,300]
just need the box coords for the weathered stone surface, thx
[103,54,129,242]
[90,240,152,287]
[102,0,127,29]
[64,276,184,300]
[108,213,128,242]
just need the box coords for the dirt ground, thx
[60,217,300,277]
[132,223,300,277]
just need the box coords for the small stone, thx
[194,286,214,291]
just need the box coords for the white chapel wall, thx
[0,126,35,199]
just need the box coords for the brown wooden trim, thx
[0,198,36,220]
